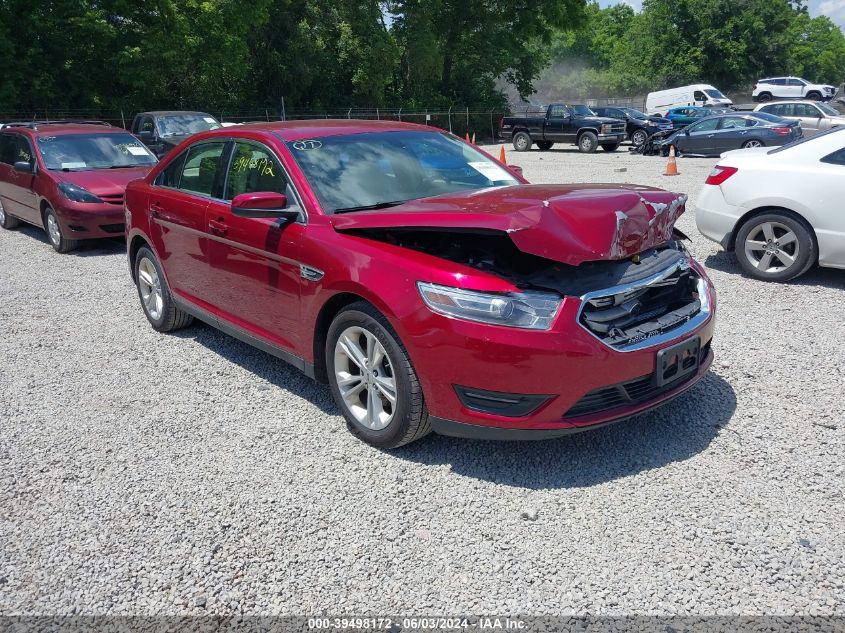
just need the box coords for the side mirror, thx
[14,161,32,173]
[684,129,691,136]
[138,130,155,142]
[508,164,523,175]
[232,192,299,220]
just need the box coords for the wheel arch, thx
[728,205,819,253]
[128,234,152,283]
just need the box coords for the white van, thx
[645,84,732,115]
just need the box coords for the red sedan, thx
[125,120,715,448]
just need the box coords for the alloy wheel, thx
[632,130,647,146]
[334,326,397,431]
[515,135,529,151]
[744,140,763,148]
[0,200,6,224]
[580,136,593,151]
[137,257,164,320]
[46,213,61,246]
[743,221,800,273]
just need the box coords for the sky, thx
[598,0,845,29]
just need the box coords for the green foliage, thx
[544,0,845,98]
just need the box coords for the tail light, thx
[705,165,738,185]
[499,117,504,129]
[772,127,792,135]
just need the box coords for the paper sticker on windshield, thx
[293,140,322,151]
[468,161,513,182]
[61,162,87,169]
[126,146,149,156]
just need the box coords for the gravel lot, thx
[1,145,843,617]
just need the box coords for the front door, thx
[544,105,574,142]
[148,140,228,308]
[681,117,720,153]
[204,139,303,350]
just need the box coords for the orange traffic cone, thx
[499,145,506,163]
[664,145,679,176]
[465,132,471,142]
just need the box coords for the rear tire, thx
[134,246,194,332]
[512,132,532,152]
[326,302,430,449]
[757,92,772,102]
[43,206,78,253]
[735,211,816,282]
[601,142,620,152]
[741,139,765,149]
[0,199,19,230]
[578,131,598,153]
[536,141,554,150]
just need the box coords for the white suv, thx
[752,77,836,102]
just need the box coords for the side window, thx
[155,150,188,188]
[689,118,719,133]
[769,78,785,86]
[821,147,845,166]
[0,134,14,164]
[178,142,227,197]
[800,104,820,117]
[719,116,750,130]
[694,91,706,101]
[15,136,34,165]
[548,105,568,119]
[140,117,155,134]
[224,141,290,201]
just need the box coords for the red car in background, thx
[125,120,715,448]
[0,122,156,252]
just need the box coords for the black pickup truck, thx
[130,111,222,158]
[499,104,627,153]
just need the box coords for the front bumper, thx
[598,133,626,143]
[55,201,126,239]
[406,263,716,438]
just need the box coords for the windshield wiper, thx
[333,200,410,214]
[108,164,143,169]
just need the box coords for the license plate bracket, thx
[656,336,701,387]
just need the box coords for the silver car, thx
[753,100,845,133]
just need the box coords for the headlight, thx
[600,124,611,134]
[417,282,561,330]
[58,182,103,203]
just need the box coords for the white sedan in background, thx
[696,127,845,281]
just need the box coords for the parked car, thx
[499,103,627,153]
[125,120,715,448]
[646,84,733,115]
[130,111,221,158]
[752,77,836,102]
[654,113,801,157]
[665,106,733,128]
[0,121,157,252]
[697,126,845,281]
[592,106,673,147]
[753,100,845,134]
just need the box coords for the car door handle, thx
[208,218,228,236]
[150,203,164,218]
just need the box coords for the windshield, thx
[285,131,520,214]
[817,103,839,116]
[623,108,649,119]
[571,105,596,116]
[37,133,157,170]
[157,114,220,137]
[705,89,727,99]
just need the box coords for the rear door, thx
[204,139,303,349]
[714,116,753,152]
[148,140,228,308]
[0,133,40,223]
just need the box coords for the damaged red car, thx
[125,120,715,448]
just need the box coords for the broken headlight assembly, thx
[417,282,561,330]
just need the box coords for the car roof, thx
[137,111,215,117]
[757,100,821,106]
[196,118,435,142]
[0,123,123,136]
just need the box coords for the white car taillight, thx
[705,166,738,186]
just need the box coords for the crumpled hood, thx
[54,167,152,197]
[330,184,687,266]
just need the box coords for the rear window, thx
[37,133,157,170]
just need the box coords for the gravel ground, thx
[1,145,843,617]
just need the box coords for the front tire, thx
[630,129,648,147]
[536,141,554,150]
[326,302,430,448]
[0,199,19,230]
[601,142,620,152]
[43,206,78,253]
[578,131,598,153]
[134,246,194,332]
[807,91,822,101]
[512,132,532,152]
[735,212,816,282]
